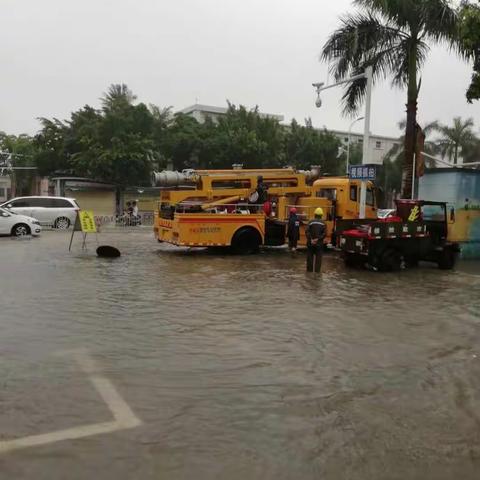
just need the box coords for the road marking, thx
[0,349,141,454]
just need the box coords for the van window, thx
[350,186,357,202]
[29,197,51,207]
[49,198,74,208]
[366,188,374,206]
[10,198,30,207]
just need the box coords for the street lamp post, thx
[347,116,365,175]
[313,66,373,219]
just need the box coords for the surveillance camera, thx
[315,96,322,108]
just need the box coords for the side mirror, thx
[1,212,10,217]
[6,204,12,209]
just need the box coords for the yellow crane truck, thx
[152,167,378,253]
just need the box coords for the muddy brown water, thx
[1,230,480,479]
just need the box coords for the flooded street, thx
[1,229,480,479]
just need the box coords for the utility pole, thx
[313,65,373,219]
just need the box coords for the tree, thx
[33,118,71,176]
[321,0,459,198]
[458,1,480,102]
[34,84,156,187]
[0,132,38,195]
[436,116,477,164]
[284,120,343,174]
[198,104,286,169]
[101,83,137,111]
[387,119,440,167]
[159,113,205,170]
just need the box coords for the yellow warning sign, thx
[79,210,97,233]
[408,205,420,222]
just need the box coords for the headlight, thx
[30,219,40,225]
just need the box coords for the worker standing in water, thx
[287,207,300,252]
[305,208,326,272]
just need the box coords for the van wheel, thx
[231,227,261,254]
[54,217,70,229]
[12,223,31,237]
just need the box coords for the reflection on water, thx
[1,231,480,479]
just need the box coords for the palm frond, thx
[354,0,419,29]
[420,0,459,45]
[322,11,406,114]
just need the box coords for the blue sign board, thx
[349,164,376,181]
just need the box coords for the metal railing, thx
[93,212,155,228]
[172,202,267,215]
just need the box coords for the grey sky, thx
[1,0,479,138]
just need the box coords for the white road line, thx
[0,350,142,455]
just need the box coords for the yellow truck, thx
[153,167,378,253]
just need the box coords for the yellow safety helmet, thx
[314,207,324,218]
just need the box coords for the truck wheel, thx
[231,227,261,254]
[438,248,456,270]
[380,248,401,272]
[344,252,360,268]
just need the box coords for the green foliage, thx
[321,0,460,197]
[436,117,477,164]
[284,120,343,174]
[34,85,156,187]
[458,1,480,102]
[159,113,205,170]
[31,89,344,184]
[198,104,286,169]
[321,0,459,114]
[0,131,38,195]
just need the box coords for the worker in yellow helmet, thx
[305,207,326,272]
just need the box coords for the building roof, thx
[328,129,399,142]
[179,104,284,122]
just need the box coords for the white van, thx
[0,196,79,229]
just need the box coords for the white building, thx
[179,104,284,124]
[329,129,400,165]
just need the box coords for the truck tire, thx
[231,227,262,254]
[380,248,401,272]
[438,248,456,270]
[344,252,361,268]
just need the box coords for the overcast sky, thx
[2,0,479,138]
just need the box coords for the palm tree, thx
[435,116,477,164]
[101,84,137,111]
[321,0,459,198]
[387,120,440,167]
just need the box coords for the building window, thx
[376,141,382,149]
[344,137,348,143]
[357,138,363,144]
[0,187,5,198]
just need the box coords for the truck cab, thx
[311,177,378,220]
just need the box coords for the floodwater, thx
[1,229,480,480]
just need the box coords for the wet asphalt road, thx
[1,229,480,479]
